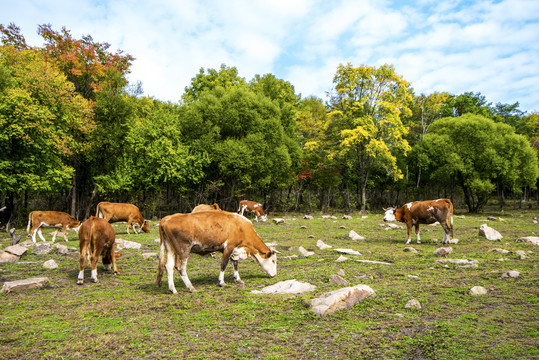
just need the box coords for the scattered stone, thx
[470,286,488,296]
[338,225,346,229]
[337,269,345,276]
[1,277,50,293]
[361,216,368,219]
[434,247,453,256]
[429,222,440,226]
[349,230,365,241]
[55,244,69,255]
[516,237,539,246]
[491,248,510,254]
[115,239,142,250]
[251,279,316,295]
[304,215,314,220]
[0,250,20,263]
[335,255,348,262]
[335,248,362,256]
[316,240,332,250]
[405,299,422,309]
[298,246,315,257]
[435,258,478,265]
[447,239,459,244]
[487,216,497,221]
[43,259,58,269]
[502,270,520,279]
[404,247,418,254]
[307,235,315,238]
[154,238,161,243]
[329,275,350,286]
[300,225,307,229]
[310,285,376,317]
[141,253,157,259]
[386,223,403,230]
[4,244,28,257]
[273,218,285,224]
[282,255,298,260]
[514,250,527,259]
[32,244,52,255]
[356,274,374,280]
[321,215,331,219]
[342,215,352,220]
[479,224,503,241]
[356,259,392,265]
[408,275,420,280]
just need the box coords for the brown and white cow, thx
[96,202,150,234]
[77,216,121,285]
[26,211,81,243]
[191,203,221,213]
[383,199,454,244]
[238,200,267,222]
[156,211,277,294]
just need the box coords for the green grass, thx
[1,206,538,359]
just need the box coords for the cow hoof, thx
[77,280,83,285]
[219,282,226,287]
[92,279,99,283]
[188,288,197,293]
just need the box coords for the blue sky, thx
[3,0,539,112]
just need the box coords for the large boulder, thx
[516,236,539,246]
[251,279,316,295]
[4,244,28,257]
[1,277,50,293]
[0,250,19,263]
[479,224,503,241]
[349,230,365,241]
[316,240,332,250]
[310,285,376,317]
[115,239,142,250]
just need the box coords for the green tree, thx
[413,114,538,212]
[326,63,413,211]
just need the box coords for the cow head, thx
[254,250,277,277]
[383,208,396,222]
[69,221,82,233]
[260,214,268,222]
[141,220,150,233]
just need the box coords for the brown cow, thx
[191,203,221,213]
[77,216,121,284]
[238,200,267,222]
[156,211,277,294]
[96,202,149,234]
[27,211,81,243]
[383,199,454,244]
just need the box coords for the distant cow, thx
[238,200,267,222]
[157,211,277,294]
[27,211,81,243]
[191,203,221,213]
[77,216,121,285]
[96,202,149,234]
[383,199,454,244]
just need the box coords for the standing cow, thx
[383,199,454,244]
[238,200,267,222]
[27,211,81,242]
[77,216,121,284]
[191,203,221,213]
[96,202,150,234]
[157,211,277,294]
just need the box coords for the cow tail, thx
[450,204,454,237]
[96,204,102,218]
[26,212,33,233]
[156,223,166,287]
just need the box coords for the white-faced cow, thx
[26,211,81,243]
[191,203,221,213]
[96,202,149,234]
[383,199,454,244]
[238,200,267,222]
[156,211,277,294]
[77,216,121,285]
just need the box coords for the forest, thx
[1,23,538,227]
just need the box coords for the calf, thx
[383,199,454,244]
[96,202,149,234]
[238,200,267,222]
[191,203,221,213]
[156,211,277,294]
[27,211,81,243]
[77,216,121,284]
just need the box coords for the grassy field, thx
[0,206,538,359]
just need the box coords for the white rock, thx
[337,269,346,276]
[408,275,420,280]
[33,244,52,255]
[514,250,527,259]
[304,215,314,220]
[470,286,488,295]
[335,255,348,262]
[310,285,376,317]
[55,244,69,255]
[342,215,352,220]
[349,230,365,241]
[335,248,362,256]
[316,240,332,250]
[115,239,142,250]
[141,253,157,259]
[404,247,418,254]
[0,250,20,263]
[447,239,459,244]
[273,218,285,224]
[490,248,510,254]
[298,246,315,257]
[1,277,50,293]
[434,247,453,256]
[329,275,350,286]
[386,223,403,230]
[479,224,503,241]
[435,258,478,265]
[4,244,28,257]
[404,299,422,309]
[356,259,392,265]
[43,259,58,269]
[251,279,316,295]
[502,270,520,279]
[516,236,539,246]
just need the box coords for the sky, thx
[2,0,539,112]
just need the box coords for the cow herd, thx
[24,198,454,293]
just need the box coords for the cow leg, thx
[62,226,69,242]
[77,242,88,285]
[164,246,179,294]
[51,228,59,242]
[90,247,103,283]
[219,248,234,287]
[440,221,451,244]
[232,260,244,284]
[405,223,412,245]
[415,224,421,244]
[31,228,38,243]
[126,222,131,235]
[37,227,46,242]
[177,256,195,293]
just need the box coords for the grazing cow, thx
[383,199,454,244]
[156,211,277,294]
[238,200,267,222]
[191,203,221,213]
[77,216,121,284]
[27,211,81,243]
[96,202,149,234]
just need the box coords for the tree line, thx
[1,23,538,227]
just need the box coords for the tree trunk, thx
[70,174,77,217]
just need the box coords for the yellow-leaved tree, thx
[326,63,413,211]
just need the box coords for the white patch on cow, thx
[427,206,434,211]
[253,204,260,208]
[254,252,277,277]
[383,208,396,222]
[91,269,98,283]
[77,270,84,284]
[406,202,413,210]
[260,214,268,222]
[231,247,248,261]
